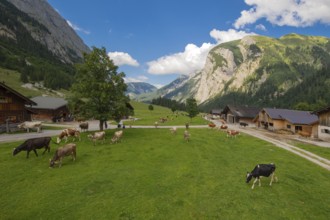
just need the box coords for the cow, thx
[170,127,177,135]
[49,143,76,168]
[246,163,278,189]
[79,122,89,132]
[239,122,248,127]
[17,121,42,133]
[227,130,240,138]
[184,130,190,142]
[88,131,106,146]
[56,128,81,144]
[219,124,228,131]
[13,137,51,158]
[111,130,123,144]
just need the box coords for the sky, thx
[47,0,330,88]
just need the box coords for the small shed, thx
[27,96,70,122]
[313,106,330,141]
[254,108,318,136]
[221,105,260,124]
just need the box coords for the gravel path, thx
[211,120,330,171]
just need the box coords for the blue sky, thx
[47,0,330,88]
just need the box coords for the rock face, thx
[158,34,330,106]
[8,0,90,63]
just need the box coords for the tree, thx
[148,104,154,112]
[69,47,129,130]
[186,98,199,121]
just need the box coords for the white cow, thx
[18,121,42,133]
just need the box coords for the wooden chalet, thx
[27,96,70,122]
[313,106,330,141]
[221,105,260,124]
[0,82,36,124]
[254,108,318,136]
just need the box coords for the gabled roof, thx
[263,108,318,125]
[0,82,36,106]
[222,105,260,118]
[29,96,68,110]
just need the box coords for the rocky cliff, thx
[8,0,90,63]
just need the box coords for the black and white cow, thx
[246,163,277,189]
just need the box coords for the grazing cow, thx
[57,128,81,144]
[219,124,228,130]
[111,130,123,144]
[79,122,89,132]
[17,121,42,133]
[209,123,216,128]
[227,130,240,138]
[239,122,248,127]
[13,137,51,158]
[184,130,190,142]
[246,163,277,189]
[170,127,177,135]
[88,131,106,146]
[49,143,76,168]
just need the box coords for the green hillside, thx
[200,34,330,111]
[0,0,77,90]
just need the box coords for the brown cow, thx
[88,131,106,146]
[184,130,190,142]
[227,130,240,138]
[111,130,123,144]
[79,122,89,132]
[49,143,76,168]
[57,128,81,144]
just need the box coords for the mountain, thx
[0,0,90,90]
[158,34,330,111]
[6,0,90,63]
[136,75,189,102]
[126,82,157,98]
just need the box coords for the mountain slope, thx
[161,34,330,110]
[8,0,90,63]
[126,82,157,98]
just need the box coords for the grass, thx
[126,101,209,126]
[0,128,330,219]
[289,140,330,161]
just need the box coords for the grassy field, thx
[125,101,209,127]
[289,140,330,161]
[0,128,329,219]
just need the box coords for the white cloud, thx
[66,20,90,35]
[108,52,139,67]
[210,28,256,44]
[234,0,330,28]
[147,29,256,75]
[147,43,214,75]
[255,24,267,31]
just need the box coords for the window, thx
[295,126,302,131]
[321,129,330,134]
[269,123,274,127]
[287,124,291,129]
[0,96,7,103]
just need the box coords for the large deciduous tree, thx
[70,47,131,130]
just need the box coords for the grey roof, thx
[263,108,318,125]
[223,105,261,118]
[29,96,68,110]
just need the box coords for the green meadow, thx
[0,128,330,219]
[124,101,209,127]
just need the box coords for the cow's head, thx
[49,159,56,168]
[246,172,253,183]
[12,148,20,156]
